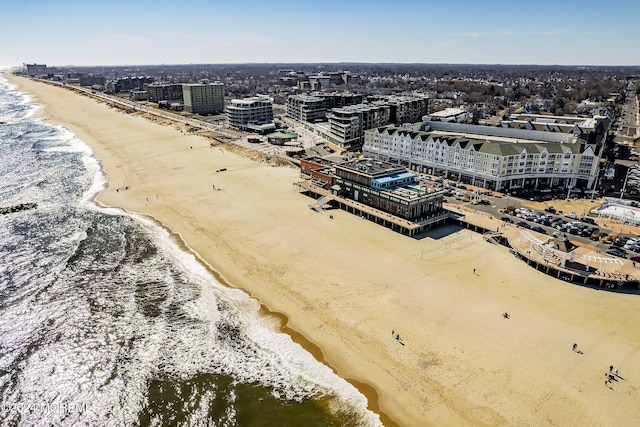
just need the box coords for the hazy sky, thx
[2,0,639,67]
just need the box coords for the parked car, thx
[531,226,547,234]
[567,226,581,235]
[630,255,640,262]
[624,244,640,253]
[611,236,629,247]
[606,247,627,258]
[579,217,596,225]
[564,212,578,219]
[555,221,568,230]
[501,216,513,223]
[517,221,530,229]
[580,227,595,237]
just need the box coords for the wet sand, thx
[7,73,640,426]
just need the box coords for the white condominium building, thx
[363,126,601,192]
[226,95,275,132]
[182,82,224,114]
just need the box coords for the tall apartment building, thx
[78,75,106,87]
[386,95,429,125]
[328,102,391,151]
[363,125,601,192]
[25,64,49,75]
[226,95,275,132]
[147,83,185,103]
[286,92,365,123]
[182,82,225,114]
[315,92,363,109]
[286,95,327,122]
[113,77,154,93]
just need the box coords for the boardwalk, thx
[448,204,640,288]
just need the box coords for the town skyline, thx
[2,0,639,68]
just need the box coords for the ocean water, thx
[0,74,381,426]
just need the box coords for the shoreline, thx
[7,72,640,426]
[95,194,395,426]
[4,72,394,425]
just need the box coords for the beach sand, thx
[7,73,640,426]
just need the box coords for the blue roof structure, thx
[371,172,416,189]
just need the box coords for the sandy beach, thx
[7,73,640,426]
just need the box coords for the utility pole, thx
[621,167,630,200]
[591,165,602,202]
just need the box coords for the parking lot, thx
[425,177,640,260]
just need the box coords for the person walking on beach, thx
[572,343,578,352]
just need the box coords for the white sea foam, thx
[134,216,382,425]
[0,74,37,122]
[0,82,382,425]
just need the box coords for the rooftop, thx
[370,126,591,156]
[337,159,408,177]
[429,108,466,118]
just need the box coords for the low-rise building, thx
[500,113,611,136]
[425,107,468,123]
[130,90,148,101]
[300,156,336,188]
[333,160,444,221]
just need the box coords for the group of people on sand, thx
[391,330,405,346]
[605,365,621,385]
[572,344,623,386]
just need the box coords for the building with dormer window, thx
[363,125,601,192]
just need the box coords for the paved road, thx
[439,183,638,256]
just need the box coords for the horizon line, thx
[13,62,640,69]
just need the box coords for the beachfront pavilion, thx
[447,205,637,288]
[513,230,628,284]
[593,200,640,226]
[266,132,298,145]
